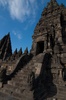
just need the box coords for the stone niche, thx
[36,41,44,55]
[31,35,46,55]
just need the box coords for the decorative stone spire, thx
[24,47,28,55]
[51,0,58,5]
[0,33,12,60]
[47,0,58,9]
[51,0,56,2]
[18,48,23,56]
[14,48,17,55]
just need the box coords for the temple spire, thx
[0,33,12,60]
[51,0,56,2]
[47,0,58,9]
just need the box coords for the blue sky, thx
[0,0,66,53]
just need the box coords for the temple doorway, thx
[36,41,44,55]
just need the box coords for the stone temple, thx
[0,0,66,100]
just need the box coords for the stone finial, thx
[51,0,56,3]
[14,48,17,55]
[0,33,12,60]
[24,47,28,54]
[8,32,10,37]
[18,48,23,56]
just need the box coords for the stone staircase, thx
[0,56,36,100]
[0,53,66,100]
[0,53,44,100]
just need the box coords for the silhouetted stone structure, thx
[0,0,66,100]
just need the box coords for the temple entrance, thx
[36,41,44,55]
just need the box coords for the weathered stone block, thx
[0,82,3,88]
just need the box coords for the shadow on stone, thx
[33,53,57,100]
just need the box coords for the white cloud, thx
[13,31,22,40]
[0,0,7,6]
[13,31,17,35]
[17,34,22,40]
[0,0,39,22]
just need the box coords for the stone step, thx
[58,87,66,91]
[58,90,66,94]
[12,91,33,100]
[15,75,29,80]
[11,76,28,82]
[46,94,66,100]
[0,84,33,100]
[14,65,33,74]
[57,90,66,94]
[9,88,33,99]
[57,94,66,98]
[13,75,29,81]
[56,94,66,100]
[15,73,29,78]
[8,80,29,87]
[17,70,31,76]
[18,66,32,72]
[1,84,26,95]
[0,92,18,100]
[15,69,33,77]
[0,87,15,96]
[8,83,30,91]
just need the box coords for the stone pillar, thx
[59,69,62,78]
[55,23,63,46]
[47,34,50,49]
[58,69,63,85]
[31,42,37,56]
[0,82,3,88]
[44,40,47,53]
[47,35,52,54]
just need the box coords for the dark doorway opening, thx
[36,41,44,55]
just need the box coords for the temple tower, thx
[31,0,66,56]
